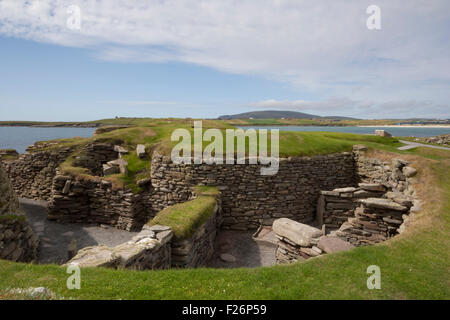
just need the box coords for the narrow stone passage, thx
[20,198,137,264]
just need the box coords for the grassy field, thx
[3,117,443,128]
[0,146,449,299]
[224,118,408,127]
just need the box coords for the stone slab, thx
[317,236,354,254]
[272,218,322,247]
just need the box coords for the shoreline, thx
[0,125,98,128]
[357,125,450,128]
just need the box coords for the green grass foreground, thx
[0,150,449,299]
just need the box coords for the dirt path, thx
[20,198,137,265]
[398,140,450,151]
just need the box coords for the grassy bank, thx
[0,148,448,299]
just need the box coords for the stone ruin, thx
[0,163,39,262]
[1,142,421,269]
[273,146,420,263]
[65,196,221,270]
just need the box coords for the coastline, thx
[0,124,98,128]
[357,125,450,128]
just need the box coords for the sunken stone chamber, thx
[150,151,357,231]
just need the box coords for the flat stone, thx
[135,237,160,249]
[136,144,146,158]
[300,247,321,257]
[382,217,402,225]
[62,180,72,194]
[358,198,408,212]
[311,246,323,254]
[402,166,417,178]
[384,192,413,207]
[114,145,129,154]
[220,253,236,263]
[392,158,409,168]
[272,218,322,247]
[102,164,119,175]
[107,159,128,167]
[333,187,357,193]
[131,230,155,242]
[156,230,174,245]
[145,224,171,232]
[353,190,372,198]
[113,242,147,266]
[29,287,49,298]
[320,190,339,196]
[358,183,385,192]
[317,236,354,254]
[65,245,118,268]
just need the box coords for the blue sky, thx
[0,1,449,121]
[0,36,311,121]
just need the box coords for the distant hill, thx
[218,110,356,120]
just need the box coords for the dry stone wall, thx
[66,225,173,270]
[170,201,221,268]
[318,146,420,246]
[151,152,357,231]
[2,147,74,201]
[67,195,222,269]
[48,173,154,231]
[71,143,119,176]
[0,163,39,262]
[317,183,386,230]
[0,163,19,215]
[273,218,355,264]
[0,218,39,262]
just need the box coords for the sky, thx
[0,0,449,121]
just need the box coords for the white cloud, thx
[0,0,449,115]
[248,98,448,119]
[98,100,177,106]
[249,97,373,110]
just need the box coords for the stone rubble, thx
[151,151,357,231]
[328,147,418,246]
[272,218,355,263]
[2,140,422,268]
[66,225,173,270]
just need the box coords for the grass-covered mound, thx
[12,117,438,193]
[147,186,219,240]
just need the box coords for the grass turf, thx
[147,188,218,240]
